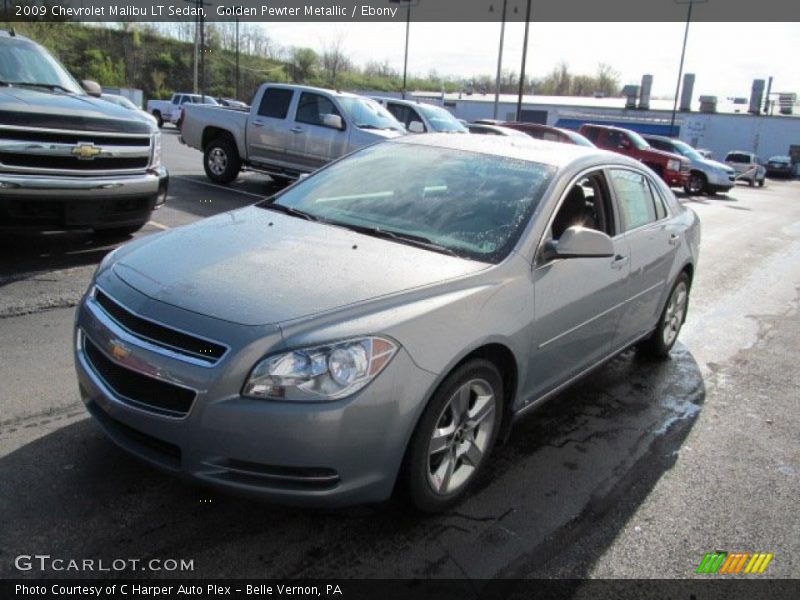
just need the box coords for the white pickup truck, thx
[180,83,405,185]
[147,93,218,128]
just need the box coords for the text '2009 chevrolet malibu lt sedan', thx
[74,134,700,512]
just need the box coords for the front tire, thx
[684,172,707,195]
[638,272,690,358]
[203,137,241,184]
[152,111,163,128]
[403,359,504,513]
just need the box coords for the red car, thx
[579,124,689,188]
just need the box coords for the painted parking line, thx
[146,220,171,230]
[174,175,265,199]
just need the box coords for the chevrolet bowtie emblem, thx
[72,143,102,160]
[109,339,130,361]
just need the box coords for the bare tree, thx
[321,34,350,87]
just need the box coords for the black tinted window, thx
[258,88,293,119]
[295,92,342,127]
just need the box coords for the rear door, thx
[527,169,631,399]
[246,87,294,167]
[608,168,679,346]
[285,91,349,169]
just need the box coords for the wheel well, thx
[690,169,706,180]
[152,109,161,116]
[457,343,518,437]
[681,263,694,287]
[202,126,235,151]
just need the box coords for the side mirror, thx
[543,227,614,261]
[408,121,425,133]
[322,113,344,130]
[81,80,102,97]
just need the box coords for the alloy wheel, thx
[662,281,688,347]
[208,147,228,176]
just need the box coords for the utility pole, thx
[670,0,708,135]
[235,17,240,100]
[390,0,417,100]
[492,0,508,120]
[516,0,532,121]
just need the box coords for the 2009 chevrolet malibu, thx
[74,134,699,512]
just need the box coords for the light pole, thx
[389,0,417,100]
[516,0,532,121]
[670,0,708,135]
[235,17,240,100]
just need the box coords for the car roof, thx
[267,83,368,100]
[387,132,632,170]
[370,96,441,108]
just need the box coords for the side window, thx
[550,171,615,241]
[606,130,623,148]
[647,179,668,220]
[610,169,658,231]
[258,88,293,119]
[582,127,600,143]
[295,92,342,127]
[386,103,408,124]
[180,96,191,105]
[542,131,561,142]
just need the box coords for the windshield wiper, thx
[260,201,320,222]
[327,221,461,258]
[0,81,74,93]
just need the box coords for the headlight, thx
[667,159,681,172]
[242,337,398,401]
[151,132,162,168]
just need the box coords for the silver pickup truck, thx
[180,83,405,185]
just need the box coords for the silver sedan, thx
[74,134,700,512]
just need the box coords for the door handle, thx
[611,254,629,270]
[252,121,264,128]
[668,233,680,246]
[290,126,304,134]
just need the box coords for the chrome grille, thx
[0,125,152,176]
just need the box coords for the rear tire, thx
[757,179,765,188]
[403,358,504,513]
[638,272,691,359]
[203,137,241,184]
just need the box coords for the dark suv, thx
[0,30,168,235]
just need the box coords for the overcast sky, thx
[259,22,800,99]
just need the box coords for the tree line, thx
[7,21,621,103]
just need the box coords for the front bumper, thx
[706,169,736,189]
[73,275,436,506]
[0,166,168,230]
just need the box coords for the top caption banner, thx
[4,0,799,23]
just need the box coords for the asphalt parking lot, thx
[1,130,798,580]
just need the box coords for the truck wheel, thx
[757,179,765,188]
[152,111,163,128]
[204,137,241,184]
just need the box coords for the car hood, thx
[699,157,734,172]
[111,206,487,326]
[0,87,154,134]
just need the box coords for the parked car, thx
[724,151,766,187]
[765,155,793,178]
[75,134,699,511]
[579,124,689,189]
[482,121,595,147]
[101,93,158,126]
[217,97,249,110]
[372,97,468,133]
[147,93,218,128]
[643,135,736,195]
[180,84,405,185]
[0,29,168,236]
[467,123,530,137]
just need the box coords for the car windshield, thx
[262,142,555,263]
[338,97,405,131]
[627,130,651,150]
[416,104,468,133]
[670,140,703,160]
[0,37,84,94]
[104,95,137,110]
[561,129,595,147]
